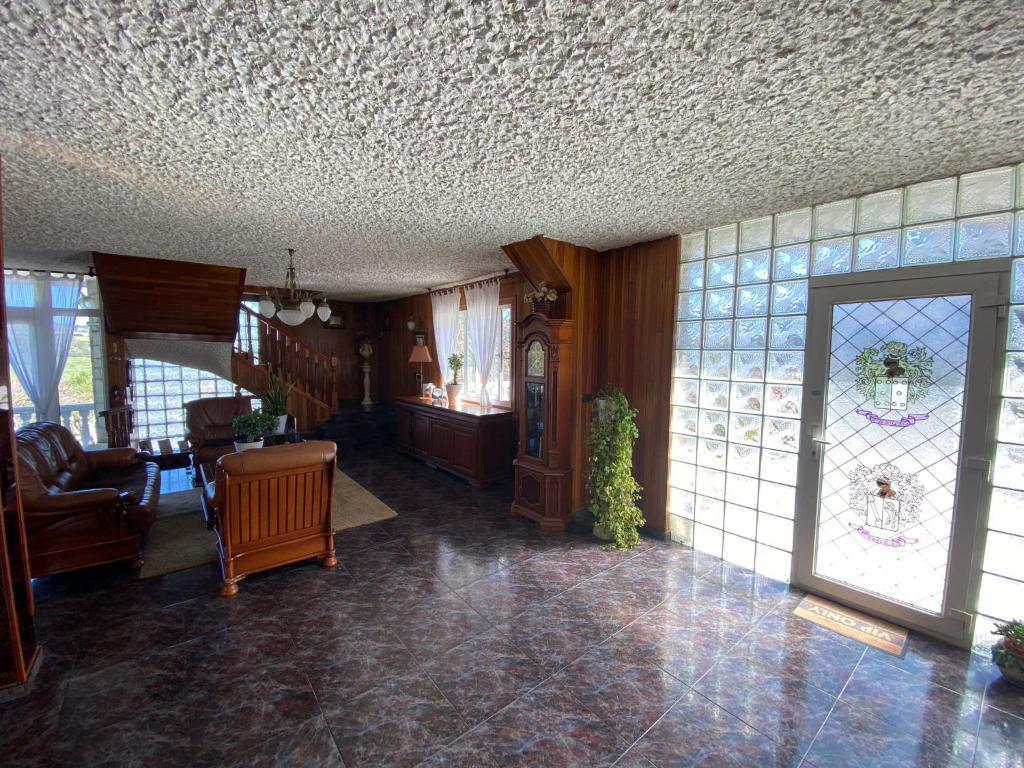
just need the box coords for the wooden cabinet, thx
[512,314,576,532]
[394,397,514,489]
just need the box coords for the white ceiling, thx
[1,1,1022,301]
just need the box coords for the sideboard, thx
[394,396,515,489]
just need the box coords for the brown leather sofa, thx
[15,422,160,577]
[203,441,337,596]
[184,396,252,465]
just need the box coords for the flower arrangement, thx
[525,282,558,305]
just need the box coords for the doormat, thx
[793,594,909,656]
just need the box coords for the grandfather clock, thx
[512,312,575,532]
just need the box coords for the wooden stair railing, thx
[232,304,339,431]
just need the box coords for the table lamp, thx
[408,345,433,395]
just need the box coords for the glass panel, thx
[857,189,903,232]
[679,291,704,320]
[814,199,855,239]
[708,224,738,256]
[812,237,854,275]
[775,208,811,245]
[773,244,810,280]
[703,320,733,350]
[681,232,706,261]
[955,213,1013,261]
[905,178,956,224]
[815,295,972,614]
[524,382,545,458]
[739,217,772,252]
[854,230,901,272]
[734,318,767,349]
[769,316,806,350]
[526,340,545,377]
[958,166,1015,216]
[707,256,737,288]
[902,221,954,266]
[738,250,771,284]
[705,288,735,319]
[736,285,769,317]
[771,281,808,316]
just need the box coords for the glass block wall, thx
[668,162,1024,615]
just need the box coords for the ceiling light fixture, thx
[258,248,332,326]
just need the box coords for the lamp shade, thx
[299,299,316,319]
[258,295,276,318]
[276,307,306,326]
[408,346,433,364]
[316,300,332,322]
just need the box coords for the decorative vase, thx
[993,639,1024,687]
[275,414,289,434]
[532,300,552,317]
[445,384,462,404]
[233,437,264,452]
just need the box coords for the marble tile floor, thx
[2,447,1022,767]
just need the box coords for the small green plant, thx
[447,352,464,385]
[263,372,292,417]
[994,619,1024,646]
[231,410,277,442]
[586,388,644,549]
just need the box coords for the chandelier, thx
[258,248,332,326]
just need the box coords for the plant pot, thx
[531,300,552,317]
[445,384,462,404]
[993,639,1024,687]
[593,522,613,541]
[274,414,289,434]
[234,438,264,452]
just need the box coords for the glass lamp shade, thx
[316,301,332,322]
[276,307,306,326]
[300,300,316,319]
[259,295,276,318]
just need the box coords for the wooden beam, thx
[93,252,246,342]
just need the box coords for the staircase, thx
[231,304,339,432]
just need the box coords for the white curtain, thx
[431,289,461,385]
[5,271,82,423]
[465,280,500,407]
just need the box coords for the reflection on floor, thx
[2,447,1021,767]
[159,466,194,494]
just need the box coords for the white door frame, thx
[792,260,1009,648]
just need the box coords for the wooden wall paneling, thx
[597,236,680,537]
[374,292,441,402]
[93,252,246,342]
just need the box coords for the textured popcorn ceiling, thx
[1,1,1022,300]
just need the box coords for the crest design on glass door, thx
[853,341,935,426]
[817,295,971,614]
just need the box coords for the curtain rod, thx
[4,266,95,277]
[429,268,511,295]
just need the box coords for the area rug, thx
[793,593,908,656]
[139,470,397,578]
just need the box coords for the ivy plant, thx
[586,387,644,549]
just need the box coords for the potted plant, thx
[263,372,292,433]
[446,352,464,404]
[586,387,644,549]
[231,410,277,452]
[525,282,558,316]
[992,619,1024,687]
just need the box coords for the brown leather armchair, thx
[203,441,337,596]
[15,422,160,577]
[184,396,252,465]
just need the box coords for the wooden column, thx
[0,156,40,693]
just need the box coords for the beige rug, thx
[139,470,397,579]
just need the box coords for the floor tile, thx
[321,670,468,768]
[806,700,969,768]
[629,688,803,767]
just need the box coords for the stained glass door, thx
[794,265,1006,645]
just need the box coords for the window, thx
[130,359,241,443]
[455,305,513,405]
[6,273,106,445]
